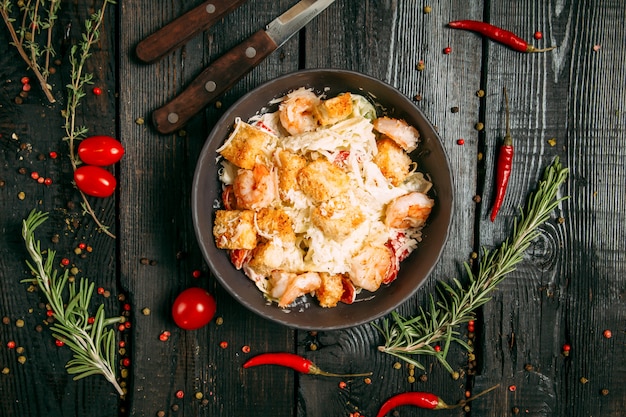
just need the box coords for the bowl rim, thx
[192,68,454,330]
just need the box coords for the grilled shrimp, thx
[278,88,320,135]
[384,192,434,229]
[373,117,420,152]
[270,271,322,308]
[233,164,278,210]
[349,243,395,292]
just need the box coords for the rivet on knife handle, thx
[136,0,248,64]
[152,30,278,134]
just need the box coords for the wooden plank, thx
[0,1,120,416]
[118,0,299,415]
[474,1,626,416]
[299,1,484,416]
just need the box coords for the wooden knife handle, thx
[136,0,247,64]
[152,29,278,134]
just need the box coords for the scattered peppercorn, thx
[7,341,16,349]
[443,46,452,54]
[92,87,102,96]
[55,339,64,347]
[242,345,251,353]
[17,356,26,364]
[508,385,516,392]
[215,316,224,325]
[219,341,228,349]
[339,381,347,389]
[524,364,534,371]
[457,138,465,145]
[600,388,609,396]
[476,89,485,97]
[393,362,402,370]
[603,329,612,339]
[475,122,484,131]
[195,392,204,400]
[175,390,184,399]
[192,269,202,278]
[451,106,459,113]
[416,60,425,71]
[473,195,481,203]
[579,377,588,384]
[534,31,543,40]
[413,94,422,101]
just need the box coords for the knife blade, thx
[136,0,249,64]
[152,0,336,135]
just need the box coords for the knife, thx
[136,0,248,64]
[152,0,336,135]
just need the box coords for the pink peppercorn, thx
[175,390,184,399]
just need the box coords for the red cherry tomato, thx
[74,165,117,197]
[172,288,216,330]
[77,135,125,166]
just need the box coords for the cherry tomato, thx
[172,288,216,330]
[77,135,125,166]
[74,165,117,197]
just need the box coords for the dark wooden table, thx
[1,0,625,416]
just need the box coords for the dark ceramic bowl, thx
[192,69,453,330]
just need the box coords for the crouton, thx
[217,120,274,169]
[316,273,345,308]
[275,149,307,199]
[297,158,351,203]
[311,195,365,240]
[213,210,257,250]
[373,137,413,186]
[314,93,353,127]
[256,208,296,243]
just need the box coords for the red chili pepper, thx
[448,20,555,53]
[490,87,513,222]
[376,385,499,416]
[243,352,372,377]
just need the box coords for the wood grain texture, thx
[298,1,484,416]
[2,0,626,416]
[0,1,120,416]
[118,0,298,415]
[474,1,626,416]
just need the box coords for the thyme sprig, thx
[22,210,124,395]
[376,157,569,373]
[0,0,60,103]
[63,0,116,238]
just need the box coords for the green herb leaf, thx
[375,157,569,372]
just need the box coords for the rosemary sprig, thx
[376,157,569,373]
[21,210,124,395]
[0,0,59,103]
[63,0,116,239]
